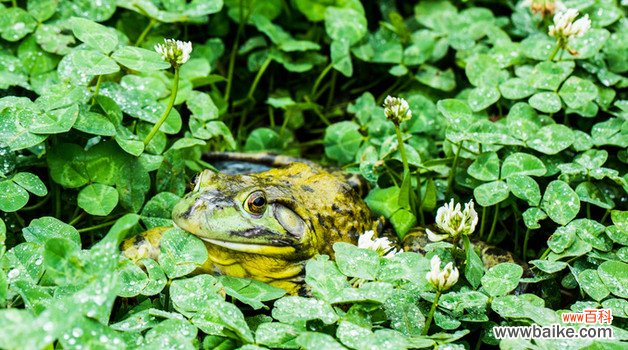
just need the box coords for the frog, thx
[122,153,517,295]
[123,157,375,294]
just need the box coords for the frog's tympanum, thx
[170,162,372,293]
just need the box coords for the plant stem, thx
[236,109,248,143]
[548,40,563,61]
[377,78,402,104]
[135,18,157,47]
[68,211,86,226]
[268,106,275,128]
[91,75,103,105]
[54,185,61,219]
[394,125,410,176]
[326,70,337,109]
[21,194,51,211]
[474,337,483,350]
[311,63,333,98]
[298,139,325,147]
[144,67,179,146]
[422,290,442,336]
[486,204,499,243]
[232,56,272,108]
[600,209,610,224]
[522,228,531,261]
[511,203,521,256]
[479,205,487,238]
[224,0,246,103]
[13,212,25,228]
[303,96,331,125]
[247,56,271,100]
[77,219,118,233]
[539,247,551,260]
[416,171,425,225]
[279,109,291,136]
[446,141,462,197]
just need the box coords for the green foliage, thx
[0,0,626,349]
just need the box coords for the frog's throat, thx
[200,237,297,255]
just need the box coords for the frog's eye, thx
[244,191,267,216]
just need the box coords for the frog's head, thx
[172,163,369,260]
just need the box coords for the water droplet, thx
[7,268,20,280]
[43,322,54,332]
[72,328,83,338]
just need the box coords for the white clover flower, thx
[426,199,478,242]
[383,96,412,125]
[554,1,567,12]
[154,38,192,67]
[425,255,459,292]
[358,230,401,258]
[569,15,591,37]
[549,8,590,40]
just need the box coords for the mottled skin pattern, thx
[402,227,518,268]
[122,153,519,295]
[169,162,373,294]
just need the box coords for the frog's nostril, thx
[191,174,200,191]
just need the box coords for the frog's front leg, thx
[121,227,168,261]
[121,227,219,274]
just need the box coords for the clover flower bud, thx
[426,255,459,291]
[522,0,565,18]
[548,9,590,40]
[358,230,401,258]
[383,96,412,125]
[154,38,192,67]
[426,199,478,242]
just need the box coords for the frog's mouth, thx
[199,237,297,255]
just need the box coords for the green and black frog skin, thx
[123,155,376,294]
[122,153,516,294]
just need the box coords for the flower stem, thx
[144,67,179,146]
[135,18,157,47]
[446,141,462,197]
[394,125,410,176]
[422,290,442,335]
[548,40,563,61]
